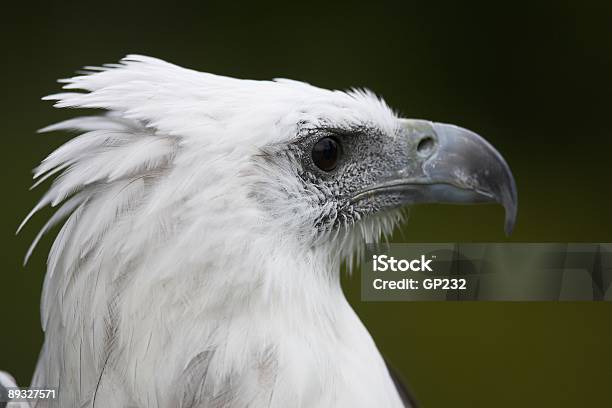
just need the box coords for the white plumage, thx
[14,56,410,407]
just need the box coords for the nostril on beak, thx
[416,135,435,157]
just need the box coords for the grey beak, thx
[352,119,518,235]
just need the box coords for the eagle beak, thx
[352,119,518,235]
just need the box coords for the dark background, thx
[2,1,612,407]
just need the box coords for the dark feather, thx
[0,382,8,408]
[385,359,419,408]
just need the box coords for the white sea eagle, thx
[1,55,516,408]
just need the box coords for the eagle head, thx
[25,55,516,268]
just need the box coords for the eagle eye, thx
[312,137,340,171]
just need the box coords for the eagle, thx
[2,55,516,408]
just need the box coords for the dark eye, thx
[312,137,340,171]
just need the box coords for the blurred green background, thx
[2,1,612,407]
